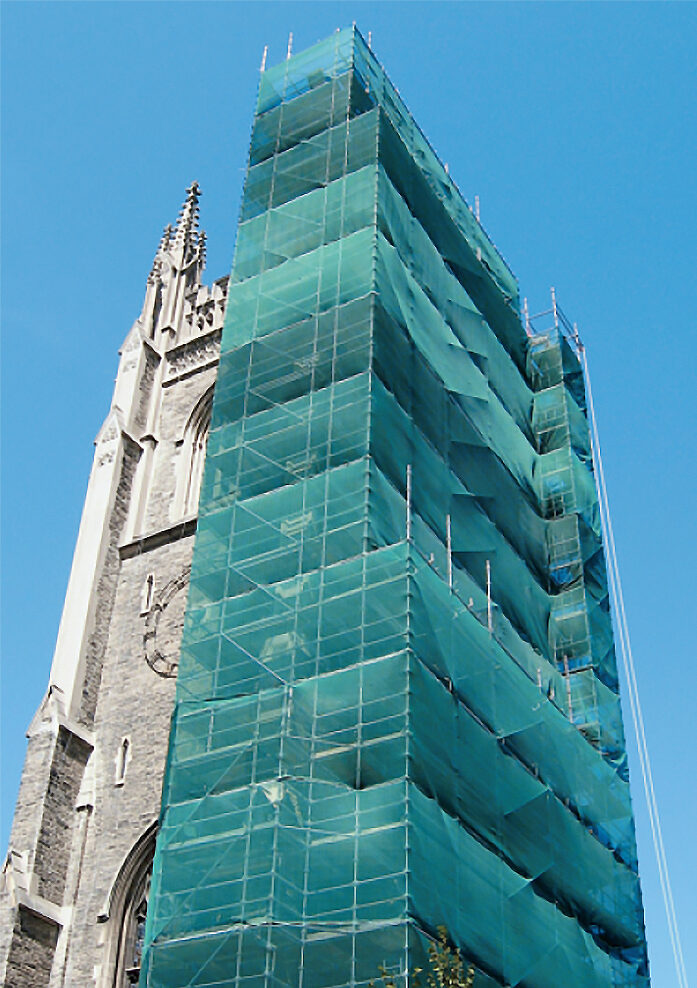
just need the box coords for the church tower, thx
[2,28,651,988]
[0,185,227,987]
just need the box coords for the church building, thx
[2,27,650,988]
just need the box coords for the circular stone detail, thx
[143,567,191,678]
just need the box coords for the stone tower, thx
[1,184,227,987]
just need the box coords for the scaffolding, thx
[140,27,650,988]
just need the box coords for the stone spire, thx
[139,183,207,342]
[173,181,202,262]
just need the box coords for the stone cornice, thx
[163,328,221,386]
[118,516,197,559]
[12,889,68,928]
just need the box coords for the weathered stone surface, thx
[33,729,92,904]
[3,908,59,988]
[61,535,197,987]
[79,438,140,729]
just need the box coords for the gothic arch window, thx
[99,824,156,988]
[117,867,150,987]
[178,388,213,518]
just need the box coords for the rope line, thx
[582,347,689,988]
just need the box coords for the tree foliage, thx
[369,927,475,988]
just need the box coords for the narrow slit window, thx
[116,738,130,786]
[141,574,155,614]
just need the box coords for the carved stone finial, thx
[160,223,174,251]
[196,229,207,270]
[148,224,174,282]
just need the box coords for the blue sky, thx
[1,2,695,984]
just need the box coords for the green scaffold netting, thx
[139,26,650,988]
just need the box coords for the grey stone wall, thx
[61,535,196,986]
[79,438,141,729]
[3,909,59,988]
[132,347,159,438]
[4,732,57,879]
[33,729,92,904]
